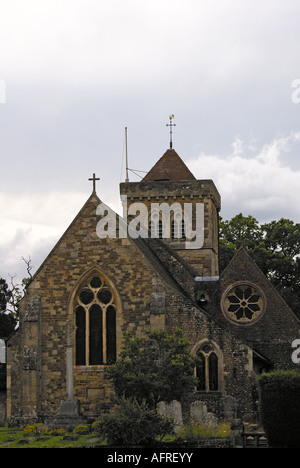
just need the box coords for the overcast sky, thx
[1,0,300,282]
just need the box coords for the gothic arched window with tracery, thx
[74,272,117,366]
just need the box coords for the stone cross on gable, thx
[89,173,100,193]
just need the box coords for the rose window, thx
[222,283,265,325]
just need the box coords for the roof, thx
[21,191,273,360]
[142,149,196,182]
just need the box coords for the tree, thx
[0,257,34,338]
[107,328,199,408]
[219,213,268,273]
[0,278,16,339]
[219,214,300,317]
[4,256,34,319]
[262,218,300,314]
[0,278,10,314]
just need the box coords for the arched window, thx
[149,219,163,239]
[196,344,218,392]
[74,272,117,366]
[171,219,186,240]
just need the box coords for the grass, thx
[0,421,231,448]
[0,424,102,448]
[176,421,231,442]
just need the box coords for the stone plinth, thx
[47,399,87,430]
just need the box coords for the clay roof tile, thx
[142,149,196,182]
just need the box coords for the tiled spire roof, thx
[142,149,196,182]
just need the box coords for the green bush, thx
[23,423,44,435]
[72,424,90,435]
[93,397,174,446]
[258,370,300,448]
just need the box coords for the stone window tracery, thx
[196,344,218,392]
[74,272,117,366]
[221,282,266,325]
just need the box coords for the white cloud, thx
[187,132,300,223]
[0,189,121,281]
[1,0,300,281]
[1,131,300,283]
[1,0,299,93]
[0,191,86,278]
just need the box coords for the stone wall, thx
[120,179,220,276]
[0,363,6,425]
[7,194,195,422]
[7,192,290,427]
[220,247,300,369]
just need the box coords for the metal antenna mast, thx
[125,127,129,183]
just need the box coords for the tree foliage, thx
[93,397,174,446]
[219,214,300,317]
[258,370,300,447]
[0,256,34,338]
[0,278,17,339]
[107,328,198,408]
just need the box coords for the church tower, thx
[119,146,221,277]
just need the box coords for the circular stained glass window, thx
[221,282,266,325]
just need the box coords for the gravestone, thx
[230,419,244,447]
[0,339,5,364]
[47,399,87,430]
[222,395,237,421]
[190,400,218,427]
[157,400,183,433]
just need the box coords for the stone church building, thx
[6,146,299,426]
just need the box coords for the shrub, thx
[73,424,90,435]
[22,424,67,437]
[93,397,174,446]
[23,423,44,435]
[258,369,300,448]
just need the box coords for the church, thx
[6,135,299,426]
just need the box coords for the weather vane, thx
[166,114,176,149]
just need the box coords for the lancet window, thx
[196,344,219,392]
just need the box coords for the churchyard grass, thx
[176,421,230,442]
[0,421,231,448]
[0,424,103,448]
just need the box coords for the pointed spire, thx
[142,149,195,182]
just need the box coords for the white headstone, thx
[0,340,5,363]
